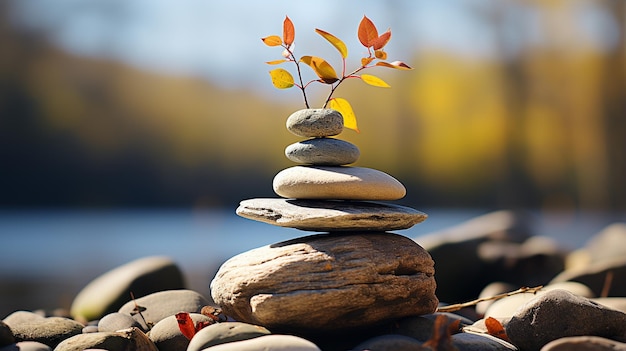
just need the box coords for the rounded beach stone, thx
[286,109,343,137]
[9,317,83,349]
[118,289,209,329]
[54,327,157,351]
[202,334,321,351]
[541,335,626,351]
[210,233,438,332]
[285,138,360,165]
[149,313,215,351]
[186,322,271,351]
[2,341,52,351]
[505,289,626,351]
[236,198,427,232]
[97,313,142,332]
[273,166,406,200]
[70,256,185,323]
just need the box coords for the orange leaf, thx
[360,74,390,88]
[375,60,413,70]
[261,35,282,47]
[315,28,348,59]
[358,15,378,48]
[328,98,358,133]
[175,312,196,340]
[300,55,338,84]
[268,68,294,89]
[485,317,510,342]
[371,29,391,50]
[361,57,374,67]
[283,16,295,46]
[265,59,288,65]
[374,50,387,60]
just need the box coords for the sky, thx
[7,0,619,90]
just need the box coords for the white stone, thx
[285,138,359,165]
[286,109,343,137]
[272,166,406,200]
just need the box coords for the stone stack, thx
[210,109,438,333]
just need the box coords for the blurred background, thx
[0,0,625,316]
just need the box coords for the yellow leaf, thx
[268,68,294,89]
[266,59,288,65]
[300,56,338,84]
[261,35,282,47]
[361,74,390,88]
[315,29,348,59]
[329,98,359,133]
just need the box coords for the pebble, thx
[97,312,142,332]
[541,335,626,351]
[210,233,437,332]
[286,109,344,137]
[550,256,626,297]
[505,289,626,351]
[186,322,271,351]
[202,334,321,351]
[70,256,185,323]
[7,316,83,349]
[0,341,52,351]
[272,166,406,200]
[451,332,517,351]
[148,313,215,351]
[236,198,427,232]
[2,311,45,326]
[54,327,157,351]
[117,289,209,329]
[484,282,595,319]
[285,138,360,165]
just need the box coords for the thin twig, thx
[436,285,543,313]
[601,271,614,298]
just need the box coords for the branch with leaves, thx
[262,16,412,133]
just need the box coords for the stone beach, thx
[2,109,626,350]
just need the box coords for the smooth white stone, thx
[272,166,406,201]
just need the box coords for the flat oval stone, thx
[236,198,427,232]
[285,138,360,165]
[273,166,406,200]
[286,109,343,137]
[210,233,438,332]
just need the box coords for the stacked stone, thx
[210,109,438,334]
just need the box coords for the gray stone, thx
[505,289,626,351]
[352,335,426,351]
[70,256,185,323]
[392,313,474,343]
[148,313,215,351]
[2,311,44,327]
[541,335,626,351]
[8,317,83,349]
[484,282,594,319]
[199,334,320,351]
[286,109,343,137]
[0,341,51,351]
[54,327,157,351]
[186,322,270,351]
[97,312,142,332]
[272,166,406,200]
[210,233,437,332]
[285,138,359,165]
[452,332,517,351]
[118,289,209,329]
[236,198,427,232]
